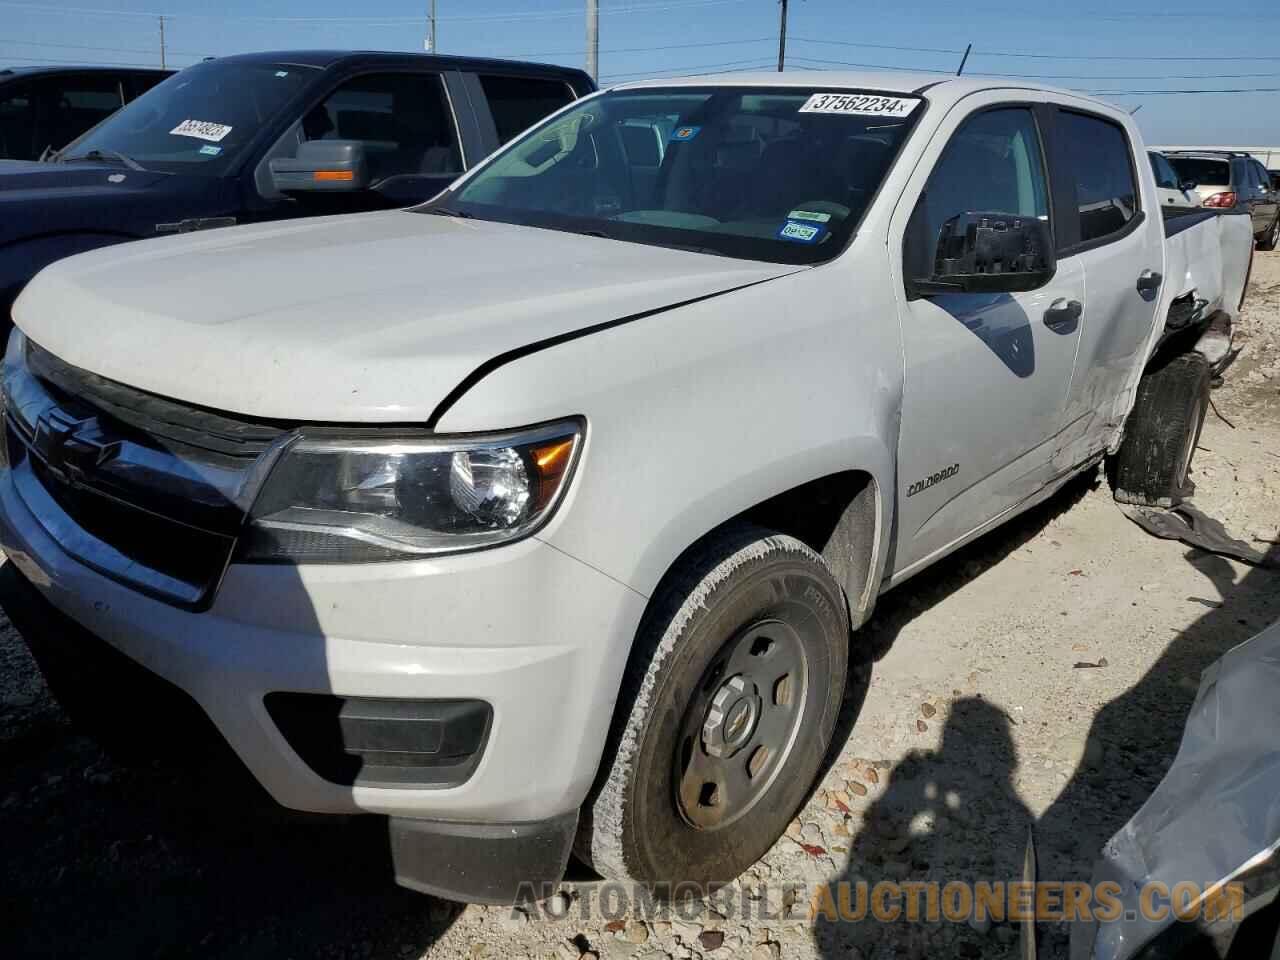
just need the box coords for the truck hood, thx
[0,160,209,248]
[14,209,801,422]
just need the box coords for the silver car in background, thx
[1166,150,1280,250]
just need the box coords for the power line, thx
[1091,86,1280,95]
[602,56,779,79]
[786,53,1280,82]
[511,37,771,58]
[0,0,750,25]
[0,53,180,67]
[789,35,1280,62]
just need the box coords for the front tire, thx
[1109,352,1211,507]
[577,525,849,885]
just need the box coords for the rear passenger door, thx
[1048,107,1163,469]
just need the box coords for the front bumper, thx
[0,458,647,828]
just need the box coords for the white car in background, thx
[1148,150,1199,208]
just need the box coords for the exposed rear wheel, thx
[1259,214,1280,252]
[577,525,849,885]
[1109,352,1211,507]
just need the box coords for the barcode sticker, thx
[798,94,920,117]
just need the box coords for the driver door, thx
[889,98,1084,579]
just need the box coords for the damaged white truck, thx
[0,73,1253,902]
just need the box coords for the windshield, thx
[431,86,923,264]
[58,60,316,175]
[1166,156,1229,188]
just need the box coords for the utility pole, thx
[586,0,598,82]
[426,0,436,52]
[158,15,166,69]
[776,0,788,71]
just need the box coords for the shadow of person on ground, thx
[814,696,1033,959]
[1033,539,1280,959]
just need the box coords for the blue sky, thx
[3,0,1279,145]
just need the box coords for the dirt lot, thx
[2,253,1278,960]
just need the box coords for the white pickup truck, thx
[0,72,1253,903]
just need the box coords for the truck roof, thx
[211,49,593,83]
[612,69,1123,116]
[0,65,170,79]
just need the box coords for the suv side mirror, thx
[913,212,1056,295]
[269,140,369,194]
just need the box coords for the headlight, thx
[239,420,582,563]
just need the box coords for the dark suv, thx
[0,51,594,330]
[0,66,171,161]
[1166,150,1280,250]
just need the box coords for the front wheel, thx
[577,525,849,885]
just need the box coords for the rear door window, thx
[304,72,462,181]
[478,74,576,144]
[1058,111,1139,246]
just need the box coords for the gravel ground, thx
[2,252,1279,960]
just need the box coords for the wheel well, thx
[740,470,879,624]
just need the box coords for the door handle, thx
[1044,298,1082,331]
[1137,270,1163,294]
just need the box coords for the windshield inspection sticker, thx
[798,93,920,117]
[198,144,223,156]
[670,125,702,142]
[777,220,826,244]
[170,119,233,143]
[789,209,832,224]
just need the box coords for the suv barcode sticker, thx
[170,120,234,143]
[798,94,920,117]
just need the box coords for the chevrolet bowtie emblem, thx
[31,408,120,481]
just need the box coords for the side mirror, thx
[1179,179,1198,193]
[269,140,369,194]
[913,212,1056,295]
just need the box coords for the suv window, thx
[919,106,1050,254]
[478,74,575,144]
[1167,156,1229,188]
[0,81,35,160]
[1252,160,1271,190]
[304,72,461,181]
[1059,111,1138,246]
[40,74,124,152]
[1149,152,1180,190]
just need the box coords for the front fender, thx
[434,264,904,601]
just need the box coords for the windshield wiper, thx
[427,206,474,219]
[59,148,144,171]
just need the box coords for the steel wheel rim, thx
[673,618,810,831]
